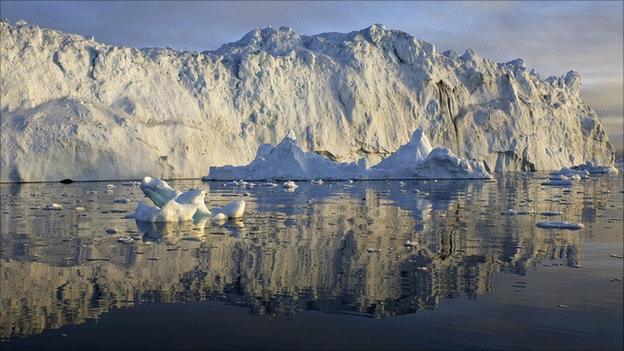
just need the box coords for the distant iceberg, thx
[205,129,492,180]
[205,130,368,181]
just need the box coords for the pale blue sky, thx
[2,1,622,154]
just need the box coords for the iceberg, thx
[369,147,491,179]
[1,21,616,182]
[205,129,492,180]
[205,131,368,180]
[372,129,432,172]
[134,177,243,222]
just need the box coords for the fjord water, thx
[1,174,622,350]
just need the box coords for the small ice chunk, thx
[117,236,134,244]
[211,200,246,219]
[536,221,585,230]
[283,180,298,189]
[45,203,63,210]
[367,248,382,253]
[212,212,227,221]
[106,184,116,189]
[541,178,573,186]
[503,209,518,215]
[74,206,86,212]
[113,198,130,204]
[311,179,324,185]
[571,162,619,175]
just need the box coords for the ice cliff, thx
[0,20,615,182]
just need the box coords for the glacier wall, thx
[0,20,615,182]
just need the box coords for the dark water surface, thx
[1,174,622,350]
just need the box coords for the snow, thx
[536,221,585,230]
[206,128,492,180]
[0,20,616,182]
[134,177,243,222]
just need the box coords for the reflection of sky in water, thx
[0,174,622,340]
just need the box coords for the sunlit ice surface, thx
[1,173,622,350]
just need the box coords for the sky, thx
[2,1,622,156]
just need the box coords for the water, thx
[1,174,622,350]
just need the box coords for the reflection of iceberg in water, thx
[1,175,611,338]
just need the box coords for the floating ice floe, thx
[283,180,298,189]
[45,203,63,210]
[134,177,244,222]
[502,209,535,215]
[571,162,619,175]
[117,236,134,244]
[541,174,574,187]
[205,129,492,180]
[536,221,585,230]
[543,162,619,187]
[211,200,245,219]
[540,211,562,216]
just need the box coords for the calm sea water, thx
[1,174,622,350]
